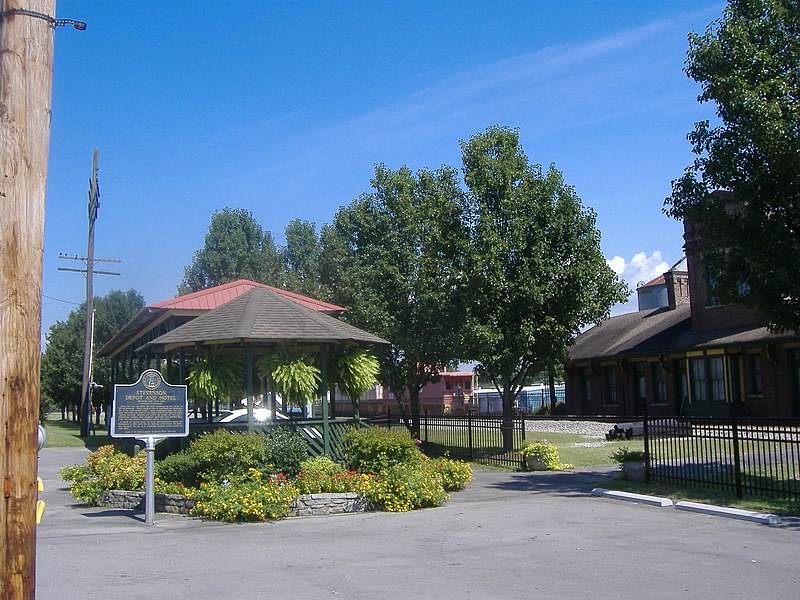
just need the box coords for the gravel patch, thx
[524,419,611,438]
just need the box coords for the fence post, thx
[643,409,650,484]
[731,406,743,499]
[424,410,429,444]
[468,410,473,460]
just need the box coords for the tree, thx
[179,207,282,294]
[281,219,321,297]
[461,126,627,449]
[321,164,468,437]
[666,0,800,332]
[40,290,145,420]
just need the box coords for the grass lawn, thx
[43,416,113,449]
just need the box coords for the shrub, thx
[610,446,646,464]
[294,456,369,495]
[362,464,448,512]
[520,440,573,471]
[430,457,472,491]
[188,430,269,481]
[342,427,423,473]
[262,427,308,478]
[60,445,145,504]
[156,451,202,487]
[190,469,299,522]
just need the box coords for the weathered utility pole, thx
[1,2,84,597]
[0,1,55,598]
[58,150,121,438]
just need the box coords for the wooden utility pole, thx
[0,0,55,598]
[57,150,121,437]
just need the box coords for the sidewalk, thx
[36,447,799,600]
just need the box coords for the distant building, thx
[565,217,800,418]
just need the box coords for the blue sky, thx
[42,0,723,342]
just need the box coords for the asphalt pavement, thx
[36,447,799,600]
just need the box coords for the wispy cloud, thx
[246,6,719,184]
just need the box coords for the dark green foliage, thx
[281,219,321,297]
[155,451,202,487]
[41,289,145,415]
[460,126,627,448]
[342,426,423,473]
[666,0,800,332]
[187,430,269,481]
[320,164,468,437]
[179,207,282,294]
[262,427,309,478]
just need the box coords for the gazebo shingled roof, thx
[96,279,345,359]
[148,286,388,352]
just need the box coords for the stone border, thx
[98,490,373,518]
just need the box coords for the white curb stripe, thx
[591,488,673,507]
[674,501,781,525]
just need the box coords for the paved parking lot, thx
[36,447,799,600]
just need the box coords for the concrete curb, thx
[675,501,782,526]
[591,488,783,526]
[591,488,673,507]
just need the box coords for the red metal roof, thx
[149,279,344,314]
[639,275,666,288]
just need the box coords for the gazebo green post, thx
[246,346,254,433]
[320,347,330,456]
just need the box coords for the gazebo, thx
[99,281,388,455]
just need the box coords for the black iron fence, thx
[371,410,525,468]
[644,413,800,501]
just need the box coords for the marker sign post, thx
[111,369,188,524]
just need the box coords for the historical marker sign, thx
[111,369,188,438]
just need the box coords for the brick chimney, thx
[664,270,690,308]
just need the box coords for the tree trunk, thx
[0,1,55,597]
[501,384,515,452]
[408,386,422,440]
[548,369,557,414]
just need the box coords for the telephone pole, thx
[0,1,55,598]
[1,3,85,596]
[58,149,121,437]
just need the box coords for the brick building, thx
[565,218,800,418]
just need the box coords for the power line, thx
[42,294,81,305]
[103,169,212,214]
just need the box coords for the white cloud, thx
[608,250,671,315]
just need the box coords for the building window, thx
[603,366,617,406]
[465,379,471,390]
[750,354,763,395]
[445,380,452,391]
[651,363,667,405]
[689,355,727,403]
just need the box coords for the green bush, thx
[342,427,422,473]
[190,469,299,522]
[294,456,369,495]
[156,450,202,487]
[430,457,473,491]
[60,445,145,504]
[362,463,448,512]
[520,440,573,470]
[262,427,308,478]
[188,430,269,481]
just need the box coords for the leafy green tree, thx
[461,126,627,449]
[281,219,321,297]
[666,0,800,332]
[321,164,468,437]
[41,289,145,419]
[179,207,282,294]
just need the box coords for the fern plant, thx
[257,347,321,407]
